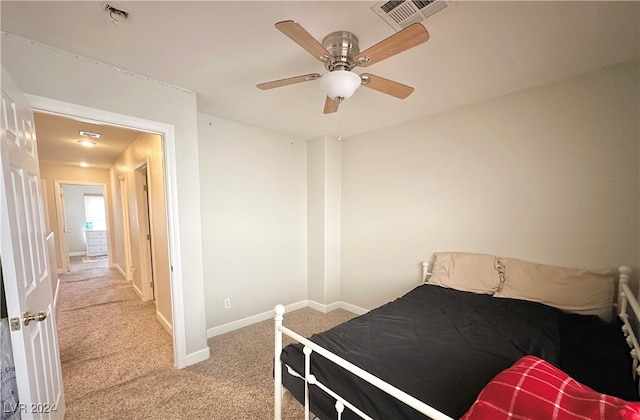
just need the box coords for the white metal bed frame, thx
[274,264,640,420]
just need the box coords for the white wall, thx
[2,34,208,364]
[341,60,640,309]
[307,136,342,306]
[307,138,326,303]
[197,114,307,331]
[109,132,173,331]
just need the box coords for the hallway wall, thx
[110,131,172,333]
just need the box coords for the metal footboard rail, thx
[274,304,453,420]
[617,265,640,395]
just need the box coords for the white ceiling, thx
[1,1,639,167]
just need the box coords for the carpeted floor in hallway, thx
[56,257,357,419]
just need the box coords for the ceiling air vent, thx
[371,0,449,31]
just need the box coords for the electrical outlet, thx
[224,298,231,309]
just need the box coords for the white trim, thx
[24,94,190,368]
[336,301,369,316]
[132,283,144,299]
[207,300,368,338]
[53,278,61,311]
[113,263,127,280]
[52,180,69,273]
[47,232,60,311]
[118,176,133,282]
[68,251,85,257]
[308,300,369,315]
[207,301,308,338]
[156,311,173,336]
[186,347,211,366]
[307,300,335,313]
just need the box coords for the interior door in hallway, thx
[134,162,154,301]
[1,67,65,418]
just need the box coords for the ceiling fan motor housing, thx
[322,31,360,71]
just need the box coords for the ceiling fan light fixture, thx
[320,70,361,102]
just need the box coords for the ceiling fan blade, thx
[360,73,414,99]
[323,96,340,114]
[275,20,331,62]
[256,73,321,90]
[355,23,429,67]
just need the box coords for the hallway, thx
[54,256,355,419]
[56,256,173,418]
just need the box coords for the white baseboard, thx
[337,301,369,316]
[113,263,128,280]
[307,300,369,315]
[132,284,143,299]
[156,311,173,335]
[69,251,85,256]
[206,300,368,338]
[186,346,210,367]
[307,300,336,313]
[207,300,307,338]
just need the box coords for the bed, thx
[274,252,640,419]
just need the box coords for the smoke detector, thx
[371,0,449,31]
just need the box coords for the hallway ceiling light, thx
[79,162,89,167]
[80,130,101,138]
[77,140,96,147]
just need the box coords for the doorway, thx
[54,181,110,272]
[28,95,189,367]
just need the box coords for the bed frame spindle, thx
[422,261,432,284]
[616,265,640,392]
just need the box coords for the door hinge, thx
[9,317,20,331]
[146,233,151,240]
[143,184,148,192]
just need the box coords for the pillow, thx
[462,355,640,420]
[494,258,615,321]
[428,252,503,295]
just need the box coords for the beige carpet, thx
[57,257,357,419]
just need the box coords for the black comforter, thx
[280,284,637,419]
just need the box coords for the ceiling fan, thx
[256,20,430,114]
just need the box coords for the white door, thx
[135,165,155,300]
[1,67,65,419]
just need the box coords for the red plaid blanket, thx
[462,355,640,420]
